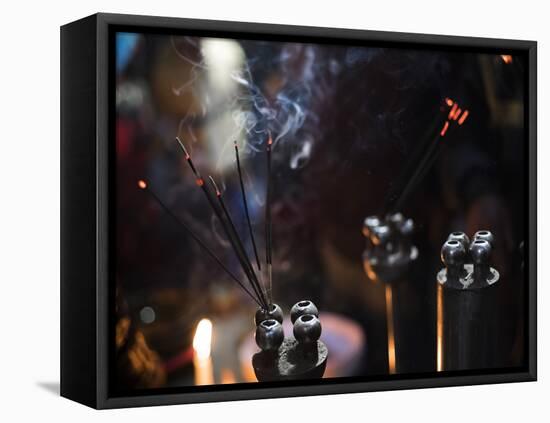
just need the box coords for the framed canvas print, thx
[60,13,537,409]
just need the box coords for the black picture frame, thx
[60,12,537,409]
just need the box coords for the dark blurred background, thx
[113,32,526,391]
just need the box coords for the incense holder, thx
[290,300,319,324]
[362,213,418,283]
[252,300,328,382]
[293,314,322,344]
[255,319,285,351]
[437,230,499,289]
[255,303,284,325]
[437,230,501,371]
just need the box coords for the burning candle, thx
[192,318,214,386]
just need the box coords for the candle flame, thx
[138,180,147,189]
[193,318,212,360]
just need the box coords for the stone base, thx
[252,338,328,382]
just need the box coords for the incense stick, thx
[208,176,269,308]
[389,128,446,214]
[137,179,262,307]
[265,134,273,306]
[175,137,269,309]
[383,99,457,216]
[234,141,262,272]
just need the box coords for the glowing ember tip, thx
[453,108,462,121]
[175,137,190,159]
[208,176,221,196]
[440,121,450,137]
[196,178,204,187]
[445,98,454,107]
[448,104,458,120]
[138,180,147,189]
[458,110,469,125]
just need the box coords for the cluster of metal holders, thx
[438,230,499,289]
[362,213,418,283]
[362,212,502,373]
[252,300,328,381]
[437,230,501,370]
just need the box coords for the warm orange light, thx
[267,133,273,146]
[436,284,443,371]
[453,108,462,121]
[448,103,458,120]
[385,284,396,375]
[193,318,214,386]
[220,369,236,384]
[196,178,204,187]
[501,54,513,64]
[458,110,469,125]
[138,180,147,189]
[445,98,454,107]
[193,319,213,360]
[440,121,450,137]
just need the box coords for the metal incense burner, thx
[252,300,328,381]
[362,212,418,374]
[362,213,418,282]
[436,230,500,371]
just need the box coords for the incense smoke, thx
[171,37,339,170]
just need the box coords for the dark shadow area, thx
[36,381,60,396]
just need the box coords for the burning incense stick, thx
[265,134,273,306]
[175,137,269,309]
[208,176,269,308]
[383,98,466,215]
[137,179,262,307]
[234,141,262,272]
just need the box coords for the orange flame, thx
[138,180,147,189]
[445,98,454,107]
[458,110,469,125]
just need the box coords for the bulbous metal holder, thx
[252,300,328,382]
[362,213,418,283]
[436,230,501,371]
[362,213,418,374]
[437,230,499,289]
